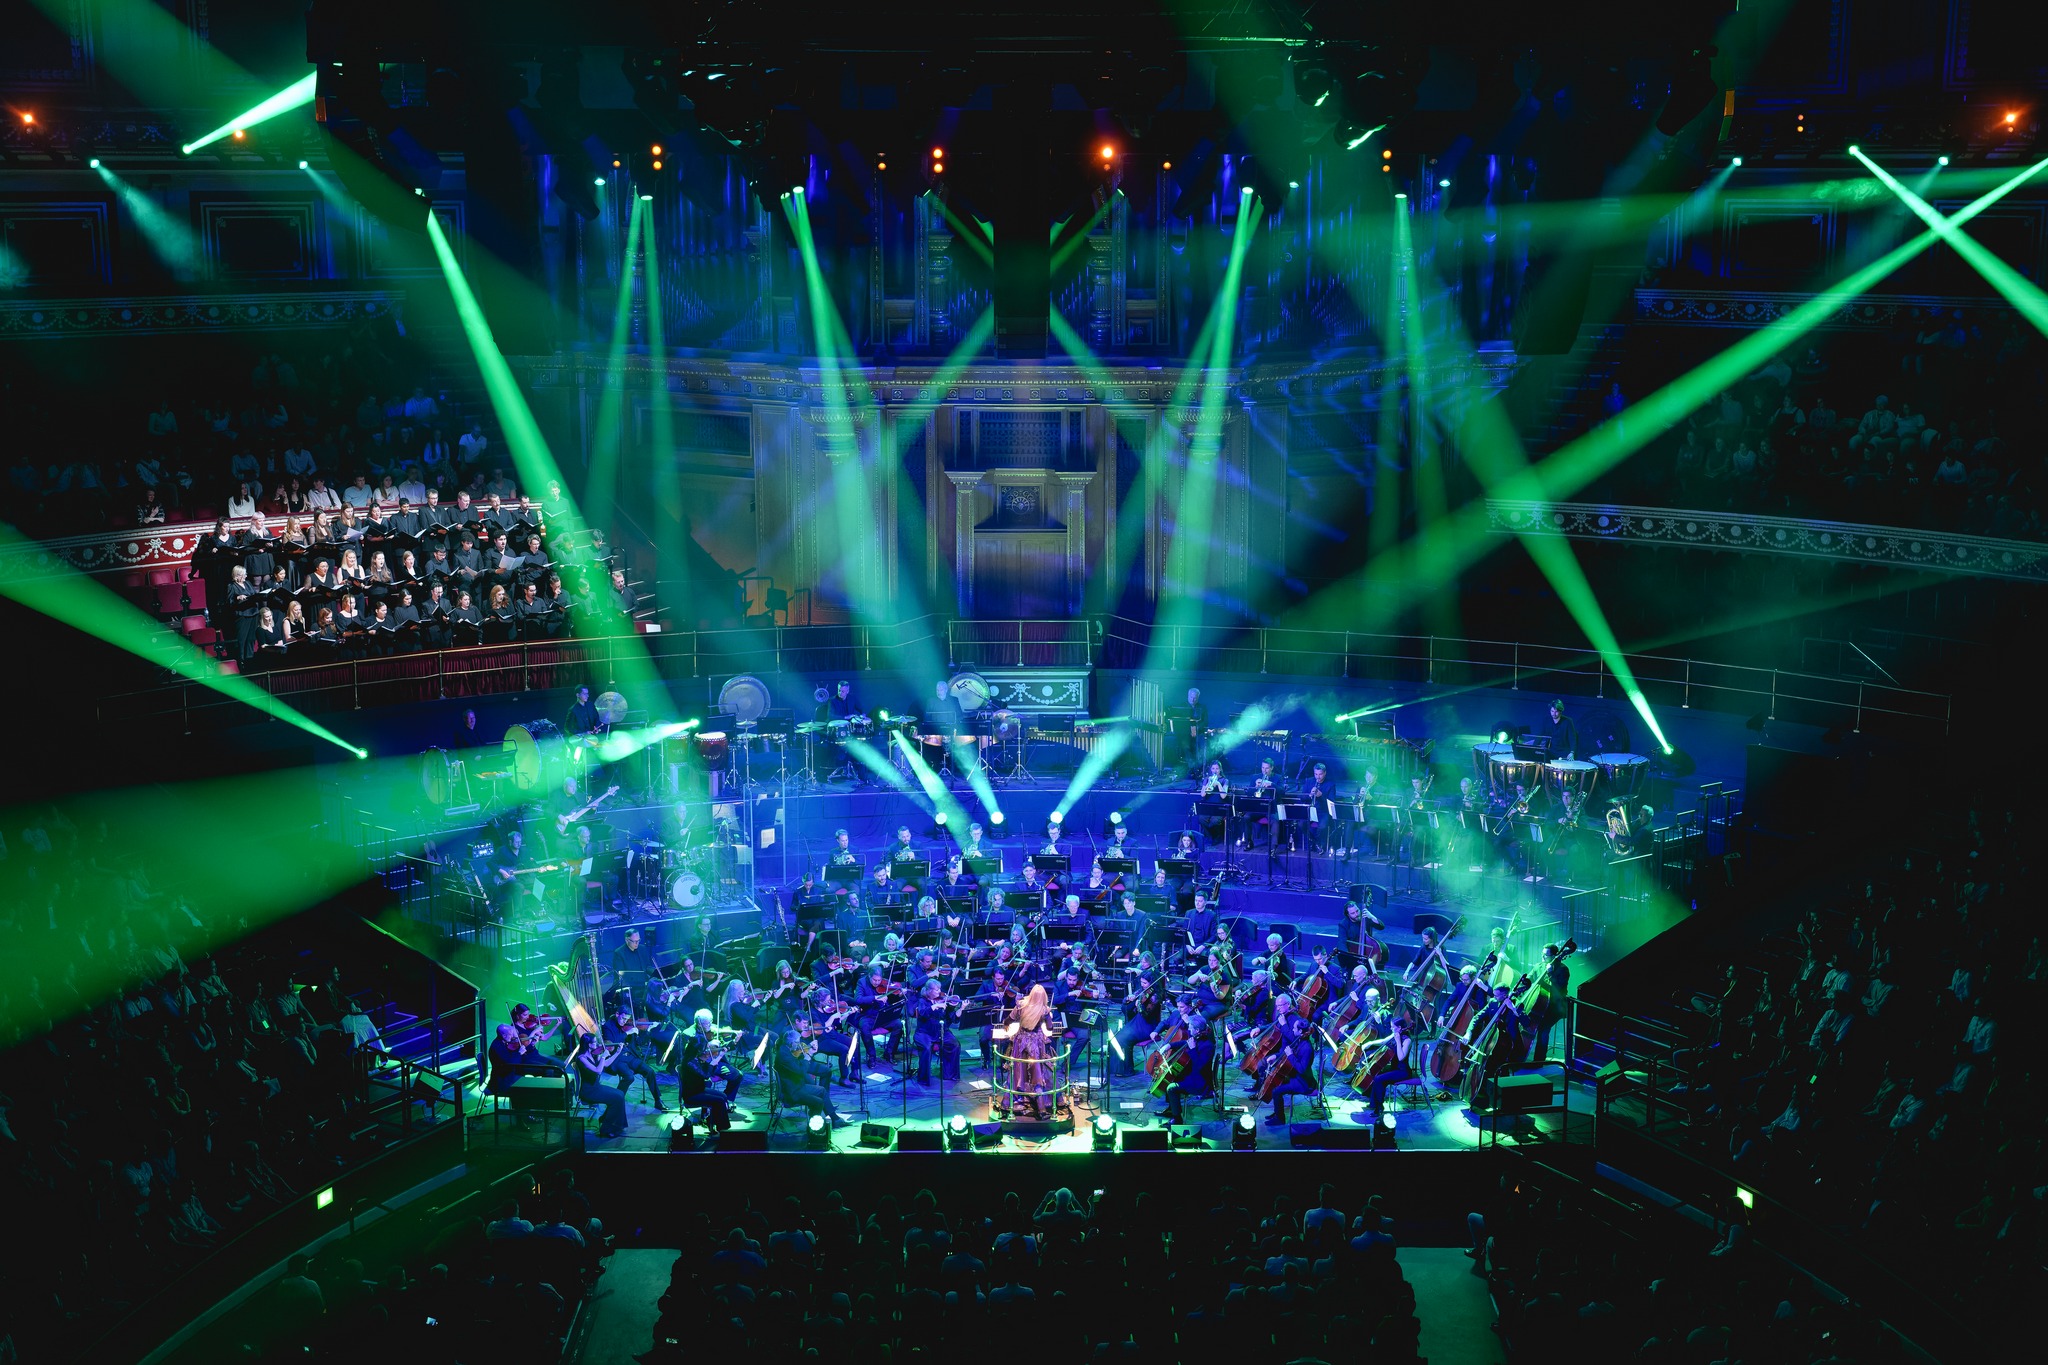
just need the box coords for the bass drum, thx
[669,871,707,909]
[503,719,570,792]
[421,748,456,805]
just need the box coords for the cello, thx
[1145,1015,1195,1096]
[1292,954,1334,1019]
[1332,1009,1385,1073]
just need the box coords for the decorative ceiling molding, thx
[1490,500,2048,583]
[0,290,403,338]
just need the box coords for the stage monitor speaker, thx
[717,1130,768,1151]
[1317,1126,1377,1149]
[1288,1122,1323,1149]
[858,1122,894,1149]
[508,1077,569,1112]
[896,1129,944,1152]
[1493,1074,1553,1112]
[1121,1128,1171,1152]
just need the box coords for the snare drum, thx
[502,719,568,792]
[1544,758,1599,806]
[1588,752,1650,799]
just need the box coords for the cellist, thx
[1359,1013,1417,1121]
[1114,950,1167,1076]
[1150,997,1217,1120]
[1257,1000,1318,1128]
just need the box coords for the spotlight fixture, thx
[88,158,100,168]
[1232,1111,1258,1150]
[1394,191,1407,199]
[1109,810,1122,824]
[1847,143,1859,154]
[1240,185,1253,196]
[640,194,653,202]
[806,1113,830,1150]
[1381,1110,1397,1130]
[594,176,605,186]
[21,112,34,126]
[651,143,664,155]
[1287,179,1300,189]
[232,128,246,140]
[300,160,311,170]
[946,1113,971,1151]
[1438,178,1450,187]
[990,811,1005,825]
[1049,810,1063,824]
[935,811,949,826]
[791,185,804,195]
[1731,156,1744,166]
[651,159,662,170]
[1162,160,1172,170]
[1092,1113,1117,1151]
[2005,111,2018,126]
[1382,148,1392,159]
[1099,142,1114,160]
[1937,155,1950,166]
[613,159,621,168]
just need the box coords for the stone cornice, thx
[1490,500,2048,583]
[1633,288,2002,331]
[0,291,404,339]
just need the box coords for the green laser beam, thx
[1853,147,2048,337]
[584,197,646,533]
[93,164,197,273]
[1050,194,1117,274]
[1,523,360,755]
[182,71,318,155]
[423,209,664,704]
[930,194,995,266]
[1304,155,2048,642]
[1057,725,1137,816]
[640,201,690,605]
[891,731,971,837]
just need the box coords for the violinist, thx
[976,968,1018,1072]
[570,1026,630,1140]
[911,979,963,1086]
[1052,963,1101,1056]
[487,1023,554,1094]
[1259,932,1294,987]
[1207,915,1240,976]
[605,1005,672,1112]
[1114,951,1166,1075]
[854,965,904,1064]
[803,990,859,1086]
[757,959,810,1028]
[509,1003,565,1068]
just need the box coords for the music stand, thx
[894,859,933,882]
[1100,857,1138,877]
[1031,854,1071,876]
[1273,803,1313,890]
[962,856,1003,879]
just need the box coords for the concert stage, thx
[486,1057,1586,1156]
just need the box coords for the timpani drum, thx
[1543,758,1599,806]
[1588,752,1650,799]
[1473,741,1514,789]
[1487,751,1542,797]
[502,719,570,792]
[694,731,730,769]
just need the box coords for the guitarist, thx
[553,776,620,844]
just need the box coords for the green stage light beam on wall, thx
[1853,147,2048,337]
[891,730,971,837]
[639,202,692,605]
[423,209,665,701]
[1056,724,1137,816]
[181,71,317,155]
[582,196,646,532]
[93,163,197,273]
[843,737,916,793]
[1305,156,2048,639]
[300,164,355,217]
[782,192,953,689]
[1,522,362,755]
[1140,190,1260,681]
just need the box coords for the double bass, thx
[1428,975,1489,1086]
[1457,975,1532,1103]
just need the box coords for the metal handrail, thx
[1098,616,1950,735]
